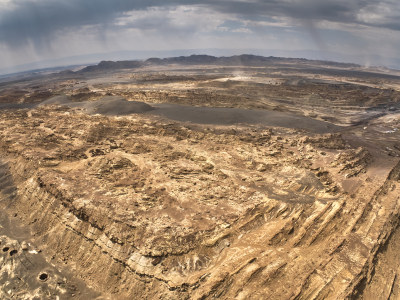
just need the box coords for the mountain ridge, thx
[79,54,361,73]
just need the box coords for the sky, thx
[0,0,399,73]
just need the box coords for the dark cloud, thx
[211,0,400,32]
[0,0,399,71]
[1,0,399,47]
[0,0,169,46]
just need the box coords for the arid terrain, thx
[0,55,400,299]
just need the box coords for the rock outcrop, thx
[0,106,399,299]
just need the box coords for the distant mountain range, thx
[1,48,399,76]
[79,54,360,73]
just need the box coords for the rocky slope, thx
[0,103,399,299]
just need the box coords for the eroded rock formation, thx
[1,56,400,299]
[0,104,399,299]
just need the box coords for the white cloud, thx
[356,1,400,25]
[115,5,226,33]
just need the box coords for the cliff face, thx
[0,106,399,299]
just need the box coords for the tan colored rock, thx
[0,61,400,299]
[21,241,28,251]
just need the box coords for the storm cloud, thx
[0,0,399,71]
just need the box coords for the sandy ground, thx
[148,103,341,133]
[30,95,343,133]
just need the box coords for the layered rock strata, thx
[0,107,399,299]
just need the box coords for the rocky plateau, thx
[0,55,400,299]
